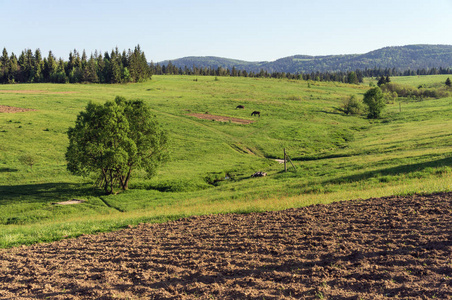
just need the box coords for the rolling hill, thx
[157,44,452,73]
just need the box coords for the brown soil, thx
[0,105,37,113]
[1,192,451,299]
[188,113,255,124]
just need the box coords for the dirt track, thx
[1,192,451,299]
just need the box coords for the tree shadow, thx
[317,109,343,116]
[292,153,355,161]
[0,182,102,206]
[0,167,18,173]
[324,156,452,186]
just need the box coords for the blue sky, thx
[2,0,452,62]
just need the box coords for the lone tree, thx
[363,87,385,119]
[66,96,167,194]
[446,77,451,87]
[377,76,387,87]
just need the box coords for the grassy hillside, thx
[1,75,452,247]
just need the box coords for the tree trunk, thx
[120,168,132,190]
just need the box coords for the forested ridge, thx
[158,45,452,75]
[0,45,151,84]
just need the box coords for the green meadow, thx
[1,74,452,248]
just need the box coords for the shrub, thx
[340,95,363,115]
[18,154,37,170]
[381,82,449,100]
[288,95,302,101]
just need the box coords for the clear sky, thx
[2,0,452,62]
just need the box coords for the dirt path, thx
[1,192,451,299]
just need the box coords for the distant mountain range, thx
[157,45,452,73]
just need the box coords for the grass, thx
[1,75,452,248]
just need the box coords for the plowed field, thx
[1,192,451,299]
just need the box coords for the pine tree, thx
[96,52,106,83]
[52,58,68,83]
[33,49,43,82]
[82,55,99,83]
[66,53,74,83]
[43,51,57,81]
[347,71,359,84]
[446,77,451,87]
[377,75,386,86]
[81,50,87,69]
[110,57,122,83]
[8,53,19,83]
[0,48,8,66]
[0,48,9,83]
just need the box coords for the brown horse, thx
[251,111,260,117]
[236,105,245,109]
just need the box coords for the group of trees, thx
[380,82,450,100]
[151,62,366,84]
[339,87,386,119]
[341,76,452,120]
[153,62,452,85]
[2,45,451,86]
[0,45,151,84]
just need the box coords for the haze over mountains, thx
[157,45,452,74]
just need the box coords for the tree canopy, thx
[66,97,168,194]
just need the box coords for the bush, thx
[340,95,363,115]
[18,154,37,170]
[381,83,449,100]
[288,95,302,101]
[384,91,398,104]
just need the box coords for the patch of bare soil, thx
[1,192,452,299]
[0,105,37,113]
[53,199,86,205]
[188,113,255,124]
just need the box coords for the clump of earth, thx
[1,192,451,299]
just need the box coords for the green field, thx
[1,75,452,248]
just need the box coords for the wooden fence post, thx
[284,148,287,172]
[283,148,296,172]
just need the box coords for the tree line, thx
[0,45,151,84]
[151,62,366,84]
[152,62,452,84]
